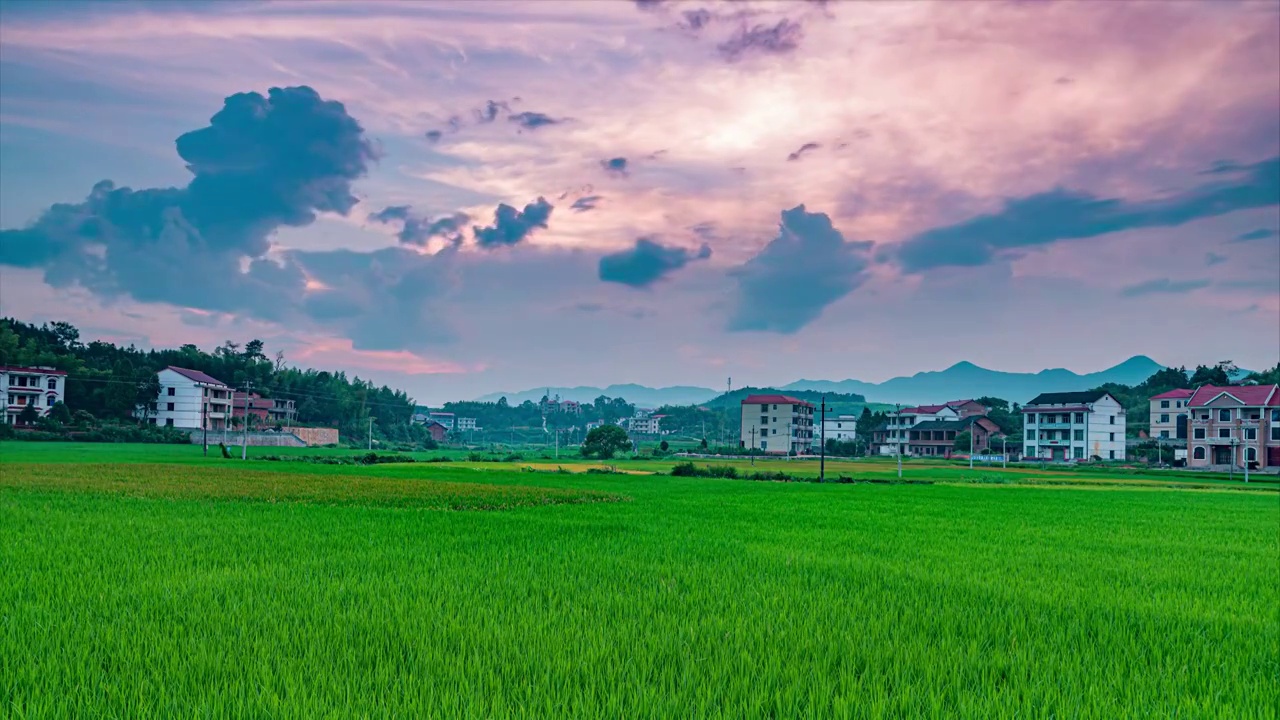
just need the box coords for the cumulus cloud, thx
[370,205,469,245]
[509,111,562,130]
[473,197,553,247]
[727,205,871,333]
[1232,228,1276,243]
[787,142,820,161]
[1120,278,1212,297]
[598,237,712,288]
[894,156,1280,272]
[601,157,629,177]
[571,196,603,213]
[717,19,803,62]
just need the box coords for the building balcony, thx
[1036,422,1073,429]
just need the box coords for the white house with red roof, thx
[1,365,67,425]
[740,394,815,455]
[145,366,233,430]
[1149,388,1194,439]
[1185,384,1280,470]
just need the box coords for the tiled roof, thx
[742,394,815,407]
[165,366,230,387]
[1025,390,1111,406]
[911,416,998,432]
[1187,384,1279,408]
[1150,388,1194,400]
[0,365,68,376]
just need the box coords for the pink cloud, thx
[289,338,482,376]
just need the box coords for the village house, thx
[740,394,815,455]
[1022,390,1126,461]
[1185,384,1280,470]
[146,366,233,430]
[872,399,988,456]
[1,365,67,425]
[1149,388,1193,439]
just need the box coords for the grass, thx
[1,441,1277,718]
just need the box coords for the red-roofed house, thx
[740,394,815,455]
[873,399,989,456]
[146,366,233,430]
[1149,388,1194,440]
[1,365,67,425]
[1185,384,1280,470]
[232,392,274,426]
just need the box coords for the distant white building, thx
[456,417,478,431]
[1,365,67,424]
[428,412,455,430]
[820,415,860,443]
[628,412,666,435]
[145,366,233,429]
[740,394,815,455]
[1022,390,1126,461]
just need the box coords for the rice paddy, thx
[1,442,1276,718]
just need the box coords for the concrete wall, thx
[182,429,306,447]
[288,426,340,446]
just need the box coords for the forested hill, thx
[0,318,420,443]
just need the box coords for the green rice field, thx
[2,442,1277,718]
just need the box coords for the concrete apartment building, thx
[819,415,861,444]
[873,399,988,456]
[456,417,478,432]
[740,394,815,455]
[1022,390,1126,461]
[1,365,67,425]
[628,410,666,435]
[1185,384,1280,470]
[1149,388,1193,439]
[147,366,233,429]
[428,411,455,430]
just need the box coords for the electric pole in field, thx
[819,395,826,483]
[241,380,252,460]
[969,420,975,469]
[895,402,903,479]
[202,392,208,457]
[750,427,756,466]
[368,416,374,450]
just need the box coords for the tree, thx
[700,438,708,449]
[1244,362,1280,386]
[581,425,631,459]
[659,440,669,451]
[16,403,39,426]
[953,431,972,452]
[1190,361,1234,387]
[49,401,73,425]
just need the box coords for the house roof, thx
[164,366,229,387]
[1024,390,1110,406]
[742,394,815,407]
[900,404,945,414]
[1150,388,1194,401]
[1187,384,1279,408]
[911,416,997,432]
[0,365,68,376]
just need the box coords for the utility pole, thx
[241,380,252,460]
[368,416,373,450]
[895,403,903,479]
[750,427,756,466]
[555,428,559,459]
[819,395,826,483]
[969,420,975,469]
[1002,435,1007,469]
[202,391,208,457]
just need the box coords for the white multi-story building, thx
[873,399,988,456]
[1022,390,1126,461]
[456,417,478,431]
[1,365,67,424]
[1149,388,1193,439]
[146,366,233,429]
[740,394,815,455]
[428,412,455,430]
[812,415,861,449]
[628,411,666,435]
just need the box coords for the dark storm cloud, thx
[571,196,602,213]
[0,85,459,351]
[787,142,820,161]
[717,19,803,62]
[598,238,712,288]
[893,156,1280,272]
[509,111,562,130]
[1232,228,1276,243]
[473,198,553,247]
[727,205,871,333]
[1120,278,1211,297]
[601,157,629,177]
[370,205,469,245]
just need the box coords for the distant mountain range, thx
[473,357,1250,408]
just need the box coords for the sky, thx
[0,0,1277,404]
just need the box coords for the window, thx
[47,378,57,390]
[772,428,778,435]
[1159,431,1169,439]
[1109,433,1115,442]
[1074,413,1084,424]
[1272,426,1280,442]
[1246,448,1257,463]
[1073,447,1084,459]
[1245,428,1257,440]
[1176,401,1183,408]
[760,416,768,424]
[167,387,176,397]
[1193,447,1206,460]
[14,376,27,387]
[151,418,158,425]
[1219,409,1231,422]
[1194,427,1206,439]
[1026,446,1035,455]
[1159,414,1169,423]
[760,404,769,412]
[772,417,777,423]
[167,402,175,412]
[1218,428,1231,439]
[1109,450,1116,460]
[1160,400,1169,409]
[165,419,174,427]
[1272,409,1280,422]
[1074,429,1084,441]
[772,404,777,410]
[1109,416,1115,425]
[836,423,841,428]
